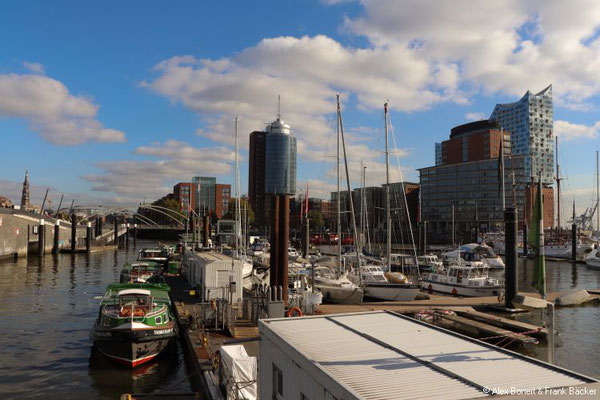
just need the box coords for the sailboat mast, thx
[385,102,391,270]
[596,150,599,232]
[556,136,561,231]
[337,95,362,277]
[361,163,366,254]
[336,97,342,271]
[234,116,241,258]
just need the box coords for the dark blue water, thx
[494,258,600,378]
[0,241,193,400]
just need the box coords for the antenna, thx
[277,94,281,120]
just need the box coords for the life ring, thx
[451,288,458,296]
[287,307,303,318]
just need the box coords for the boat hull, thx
[586,258,600,270]
[420,280,501,297]
[90,323,176,368]
[316,285,363,304]
[364,283,420,301]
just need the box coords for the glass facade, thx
[264,119,297,195]
[192,176,216,214]
[489,85,554,185]
[419,156,527,232]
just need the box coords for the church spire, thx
[21,170,30,209]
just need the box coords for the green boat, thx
[119,261,162,283]
[90,283,177,368]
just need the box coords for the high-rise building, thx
[248,130,267,226]
[173,182,197,212]
[248,115,297,228]
[192,176,217,215]
[20,170,30,209]
[489,85,554,184]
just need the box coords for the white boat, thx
[417,254,443,272]
[312,266,363,304]
[586,249,600,270]
[288,247,300,261]
[442,244,505,269]
[420,264,502,297]
[351,265,420,301]
[544,242,595,261]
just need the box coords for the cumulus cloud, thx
[83,140,235,201]
[555,120,600,141]
[0,73,125,145]
[345,0,600,109]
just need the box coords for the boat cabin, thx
[138,248,169,261]
[117,289,153,317]
[428,265,493,286]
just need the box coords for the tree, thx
[308,210,324,230]
[223,197,255,224]
[137,195,185,225]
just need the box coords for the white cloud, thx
[0,73,125,145]
[23,61,45,74]
[344,0,600,109]
[555,120,600,141]
[83,140,235,201]
[465,112,486,121]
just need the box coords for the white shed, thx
[259,311,595,400]
[183,251,243,304]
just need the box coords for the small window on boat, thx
[102,316,110,327]
[156,316,163,325]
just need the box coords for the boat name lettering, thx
[154,328,173,335]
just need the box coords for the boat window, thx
[155,316,162,325]
[102,316,110,327]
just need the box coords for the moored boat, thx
[420,263,502,297]
[138,248,169,267]
[353,264,420,301]
[90,283,177,368]
[119,261,162,283]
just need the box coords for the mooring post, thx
[269,196,280,288]
[125,223,130,247]
[547,302,555,364]
[571,222,577,263]
[203,215,210,248]
[53,220,60,254]
[71,214,77,253]
[423,221,427,255]
[504,207,518,308]
[302,217,310,258]
[279,195,290,304]
[38,219,45,257]
[523,224,528,257]
[133,223,137,245]
[114,218,118,247]
[86,222,92,253]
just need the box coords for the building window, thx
[273,364,283,399]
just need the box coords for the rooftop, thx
[260,310,594,400]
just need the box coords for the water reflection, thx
[0,241,191,400]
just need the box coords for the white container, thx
[184,251,243,304]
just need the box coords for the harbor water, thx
[0,244,599,399]
[0,241,194,400]
[509,258,600,379]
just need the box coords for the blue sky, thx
[1,0,599,223]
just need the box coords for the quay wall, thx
[0,209,86,259]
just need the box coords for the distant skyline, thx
[1,1,600,225]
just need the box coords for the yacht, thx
[351,264,420,301]
[420,263,502,297]
[585,249,600,270]
[312,265,363,304]
[442,244,504,269]
[288,247,300,261]
[417,254,443,272]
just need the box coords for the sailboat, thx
[312,95,363,304]
[233,117,254,279]
[348,102,420,301]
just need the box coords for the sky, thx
[1,0,600,224]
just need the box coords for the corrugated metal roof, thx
[261,311,594,400]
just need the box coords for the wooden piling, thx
[71,214,77,253]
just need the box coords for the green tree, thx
[223,197,255,223]
[308,210,324,230]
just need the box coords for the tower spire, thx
[277,94,281,120]
[21,170,30,209]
